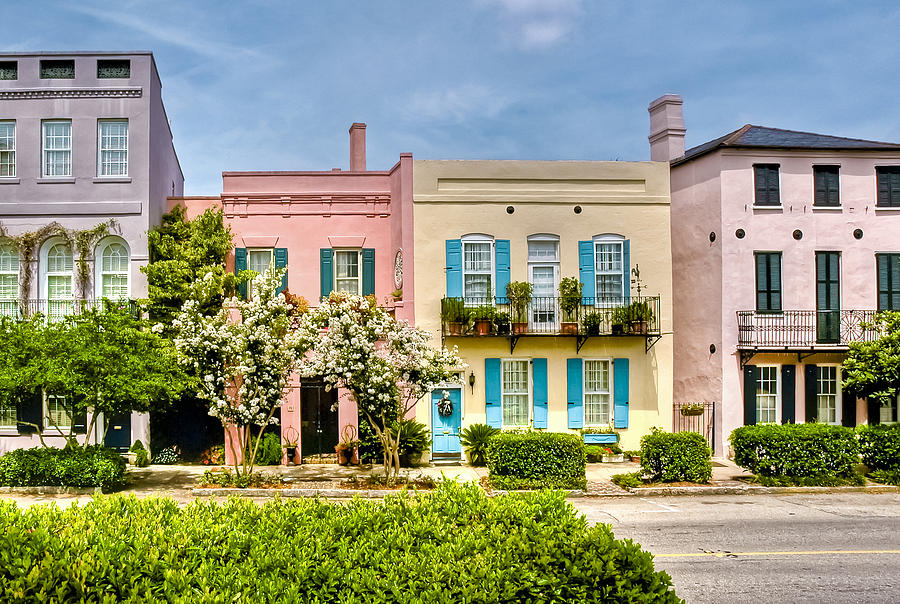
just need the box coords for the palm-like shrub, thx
[459,423,499,466]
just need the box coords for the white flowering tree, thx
[173,266,299,477]
[296,293,463,483]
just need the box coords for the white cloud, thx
[479,0,584,49]
[407,84,513,123]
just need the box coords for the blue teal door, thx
[431,389,462,454]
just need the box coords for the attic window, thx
[0,61,16,80]
[40,59,75,79]
[97,59,130,79]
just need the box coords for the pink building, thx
[654,95,900,453]
[174,124,414,463]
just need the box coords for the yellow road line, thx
[656,550,900,558]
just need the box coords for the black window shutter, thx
[767,166,780,205]
[754,166,768,205]
[781,365,796,424]
[756,254,768,311]
[72,404,87,434]
[878,254,889,311]
[743,365,759,426]
[891,255,900,311]
[877,169,890,206]
[841,370,856,427]
[867,397,881,426]
[16,390,42,433]
[814,169,826,205]
[827,169,839,205]
[891,170,900,206]
[804,365,818,422]
[770,253,782,311]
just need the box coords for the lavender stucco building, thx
[0,52,183,452]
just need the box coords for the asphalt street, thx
[570,492,900,604]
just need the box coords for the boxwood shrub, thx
[857,424,900,472]
[486,431,586,489]
[730,423,858,479]
[641,428,712,483]
[0,445,128,491]
[0,483,681,603]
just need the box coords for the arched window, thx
[0,243,18,316]
[99,241,129,299]
[46,242,74,318]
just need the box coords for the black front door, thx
[816,252,841,344]
[299,381,339,458]
[104,413,131,452]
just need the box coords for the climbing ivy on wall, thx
[0,220,117,303]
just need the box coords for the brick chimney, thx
[648,95,685,162]
[349,122,366,171]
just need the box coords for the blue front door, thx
[432,389,462,454]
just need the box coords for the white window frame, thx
[42,119,72,178]
[500,358,531,428]
[45,394,72,432]
[0,398,15,429]
[333,248,361,295]
[593,234,626,306]
[0,120,15,177]
[756,365,781,423]
[0,243,19,318]
[95,238,130,300]
[461,233,494,305]
[247,248,274,298]
[97,119,128,177]
[882,395,899,424]
[816,364,841,425]
[583,358,614,427]
[527,234,560,329]
[42,238,74,319]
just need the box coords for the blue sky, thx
[7,1,900,193]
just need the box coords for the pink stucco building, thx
[175,124,414,462]
[655,94,900,453]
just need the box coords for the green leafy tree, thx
[0,305,190,448]
[843,311,900,406]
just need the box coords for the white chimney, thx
[648,95,685,162]
[349,122,366,171]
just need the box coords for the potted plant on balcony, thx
[493,310,511,335]
[611,305,629,335]
[583,311,604,336]
[506,281,533,335]
[559,277,582,335]
[472,305,495,336]
[627,300,653,335]
[441,297,469,336]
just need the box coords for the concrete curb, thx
[191,487,426,498]
[627,484,900,497]
[0,486,101,495]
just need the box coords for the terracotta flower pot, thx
[474,319,492,335]
[335,445,350,465]
[560,322,578,335]
[512,322,528,335]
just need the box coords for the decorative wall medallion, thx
[394,249,403,290]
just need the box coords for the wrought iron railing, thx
[736,310,881,348]
[0,298,138,321]
[441,296,661,337]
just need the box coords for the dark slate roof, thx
[672,125,900,165]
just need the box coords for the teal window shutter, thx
[485,358,502,428]
[362,248,375,295]
[578,241,594,304]
[495,239,510,304]
[320,249,333,301]
[446,239,462,298]
[234,248,248,299]
[274,248,288,295]
[613,357,629,428]
[532,358,548,429]
[743,365,758,425]
[623,239,631,304]
[567,358,583,429]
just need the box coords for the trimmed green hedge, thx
[858,424,900,472]
[486,431,586,489]
[0,445,128,491]
[0,483,682,602]
[641,428,712,483]
[730,424,858,479]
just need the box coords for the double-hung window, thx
[817,366,840,424]
[756,366,779,423]
[0,121,14,177]
[584,359,612,426]
[0,398,14,429]
[46,394,72,430]
[527,237,559,326]
[462,239,492,303]
[98,120,128,176]
[0,244,17,305]
[501,359,529,427]
[877,254,900,311]
[247,248,273,298]
[99,242,129,299]
[42,120,72,177]
[755,252,782,312]
[46,243,74,319]
[594,238,624,303]
[813,166,840,206]
[882,396,899,424]
[877,167,900,207]
[754,164,780,206]
[334,250,361,295]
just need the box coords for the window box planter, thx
[583,433,618,445]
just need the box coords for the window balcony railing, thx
[441,296,661,338]
[736,309,881,348]
[0,298,138,321]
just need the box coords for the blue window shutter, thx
[320,249,333,301]
[446,239,462,298]
[495,239,510,304]
[532,358,548,429]
[362,248,375,295]
[578,241,594,304]
[623,239,631,304]
[567,358,583,429]
[274,248,288,296]
[485,358,502,428]
[234,248,248,299]
[613,357,629,428]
